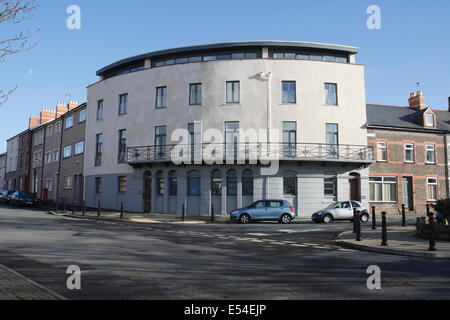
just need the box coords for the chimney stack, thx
[409,91,426,111]
[56,101,68,118]
[40,108,57,124]
[29,115,40,129]
[68,100,79,111]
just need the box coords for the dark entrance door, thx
[349,179,361,202]
[403,177,413,209]
[145,178,152,213]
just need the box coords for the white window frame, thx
[425,114,434,127]
[405,144,415,163]
[63,145,72,159]
[426,145,436,164]
[427,178,438,201]
[377,142,387,162]
[74,141,85,156]
[65,115,74,129]
[79,108,87,123]
[369,176,398,203]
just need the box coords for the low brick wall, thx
[417,218,450,241]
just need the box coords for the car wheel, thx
[281,214,292,224]
[323,214,333,224]
[240,214,250,224]
[360,213,370,223]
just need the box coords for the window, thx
[65,115,74,129]
[326,124,339,159]
[189,83,202,105]
[47,125,53,137]
[156,172,164,196]
[242,169,254,196]
[118,176,127,193]
[427,178,438,201]
[75,141,84,155]
[284,177,297,196]
[211,170,222,196]
[188,171,201,196]
[226,81,240,104]
[169,171,177,196]
[227,170,237,196]
[377,142,387,162]
[156,87,167,109]
[79,109,87,123]
[426,145,436,164]
[282,81,296,104]
[97,100,104,121]
[54,150,60,162]
[225,122,240,160]
[369,177,397,202]
[64,176,73,190]
[45,179,53,192]
[95,134,103,167]
[425,114,434,127]
[325,83,338,106]
[46,152,52,164]
[95,177,102,193]
[63,145,72,159]
[118,129,127,164]
[55,122,61,133]
[324,174,338,200]
[119,94,128,115]
[405,144,415,163]
[283,122,297,157]
[155,126,167,159]
[188,122,202,161]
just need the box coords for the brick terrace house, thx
[367,91,449,215]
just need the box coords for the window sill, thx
[279,103,298,106]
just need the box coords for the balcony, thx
[126,143,374,166]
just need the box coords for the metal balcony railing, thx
[126,143,374,165]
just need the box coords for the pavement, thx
[336,226,450,259]
[0,263,64,300]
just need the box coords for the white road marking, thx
[246,233,271,237]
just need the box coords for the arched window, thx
[211,169,222,196]
[188,170,201,196]
[169,170,177,196]
[227,169,237,196]
[242,169,254,196]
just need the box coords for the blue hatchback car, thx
[230,200,296,224]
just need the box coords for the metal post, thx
[55,198,58,213]
[211,205,215,222]
[353,208,357,234]
[82,200,86,216]
[63,198,66,213]
[402,204,406,227]
[97,201,101,218]
[182,204,185,222]
[381,211,388,246]
[372,206,377,230]
[356,210,362,241]
[72,200,75,215]
[428,206,436,252]
[120,202,124,219]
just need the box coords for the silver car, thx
[312,201,369,224]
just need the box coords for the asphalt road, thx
[0,205,448,300]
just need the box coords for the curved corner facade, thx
[84,41,373,217]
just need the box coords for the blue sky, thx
[0,0,449,152]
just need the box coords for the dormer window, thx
[425,113,434,127]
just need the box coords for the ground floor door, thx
[349,179,361,202]
[145,178,152,213]
[403,177,413,209]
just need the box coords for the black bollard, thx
[211,205,215,222]
[55,198,58,213]
[372,206,377,230]
[182,204,186,222]
[120,202,124,219]
[381,211,388,247]
[72,200,75,215]
[356,210,362,241]
[428,210,437,252]
[97,201,101,218]
[402,204,406,227]
[82,200,86,216]
[63,198,66,213]
[353,208,357,234]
